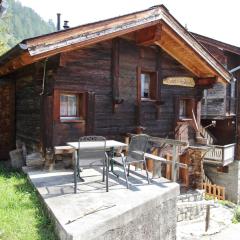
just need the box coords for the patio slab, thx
[23,166,179,240]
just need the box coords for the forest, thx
[0,0,55,55]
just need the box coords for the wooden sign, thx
[163,77,195,87]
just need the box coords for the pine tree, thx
[0,0,55,56]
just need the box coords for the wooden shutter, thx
[149,72,158,100]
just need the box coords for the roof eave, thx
[0,5,231,83]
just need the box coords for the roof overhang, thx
[0,5,231,85]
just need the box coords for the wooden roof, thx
[0,5,231,84]
[192,32,240,56]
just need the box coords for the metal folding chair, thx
[113,134,150,189]
[74,136,108,193]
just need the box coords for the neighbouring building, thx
[193,33,240,203]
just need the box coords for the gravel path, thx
[177,203,238,240]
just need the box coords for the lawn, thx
[0,163,57,240]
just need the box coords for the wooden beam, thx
[195,77,217,86]
[0,52,32,76]
[136,24,162,46]
[136,66,142,127]
[86,92,96,135]
[112,38,123,113]
[156,25,218,78]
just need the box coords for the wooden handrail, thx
[149,137,188,147]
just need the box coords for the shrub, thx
[232,206,240,223]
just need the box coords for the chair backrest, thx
[78,136,106,168]
[127,134,149,162]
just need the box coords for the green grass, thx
[232,206,240,224]
[0,163,57,240]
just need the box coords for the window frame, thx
[54,90,86,123]
[60,94,79,119]
[177,97,195,121]
[138,68,158,102]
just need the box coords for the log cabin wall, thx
[0,79,15,160]
[201,82,226,118]
[200,43,227,118]
[5,56,58,153]
[200,42,239,119]
[14,65,42,151]
[52,38,199,146]
[199,42,239,147]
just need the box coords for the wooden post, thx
[213,185,216,199]
[124,136,129,156]
[166,153,172,180]
[205,205,210,232]
[172,145,178,182]
[112,38,123,112]
[86,92,95,135]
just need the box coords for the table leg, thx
[106,153,109,192]
[75,149,84,189]
[110,147,119,178]
[74,150,77,193]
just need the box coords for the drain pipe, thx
[40,58,48,96]
[234,74,239,160]
[229,65,240,74]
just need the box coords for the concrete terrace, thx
[23,166,179,240]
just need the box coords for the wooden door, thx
[0,82,15,160]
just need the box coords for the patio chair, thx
[112,134,150,189]
[75,136,108,192]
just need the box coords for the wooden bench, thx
[54,146,75,155]
[54,146,75,168]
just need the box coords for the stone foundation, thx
[99,198,177,240]
[24,167,179,240]
[204,161,240,203]
[177,190,206,222]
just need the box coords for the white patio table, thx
[67,140,127,193]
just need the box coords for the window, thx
[179,99,187,118]
[178,98,194,120]
[60,93,84,121]
[141,73,151,98]
[140,72,157,100]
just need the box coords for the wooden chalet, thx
[190,33,240,202]
[0,5,231,163]
[192,33,240,166]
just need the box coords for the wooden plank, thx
[144,153,187,169]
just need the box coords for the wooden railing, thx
[203,143,235,166]
[199,125,216,144]
[202,182,225,200]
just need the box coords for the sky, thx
[18,0,240,47]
